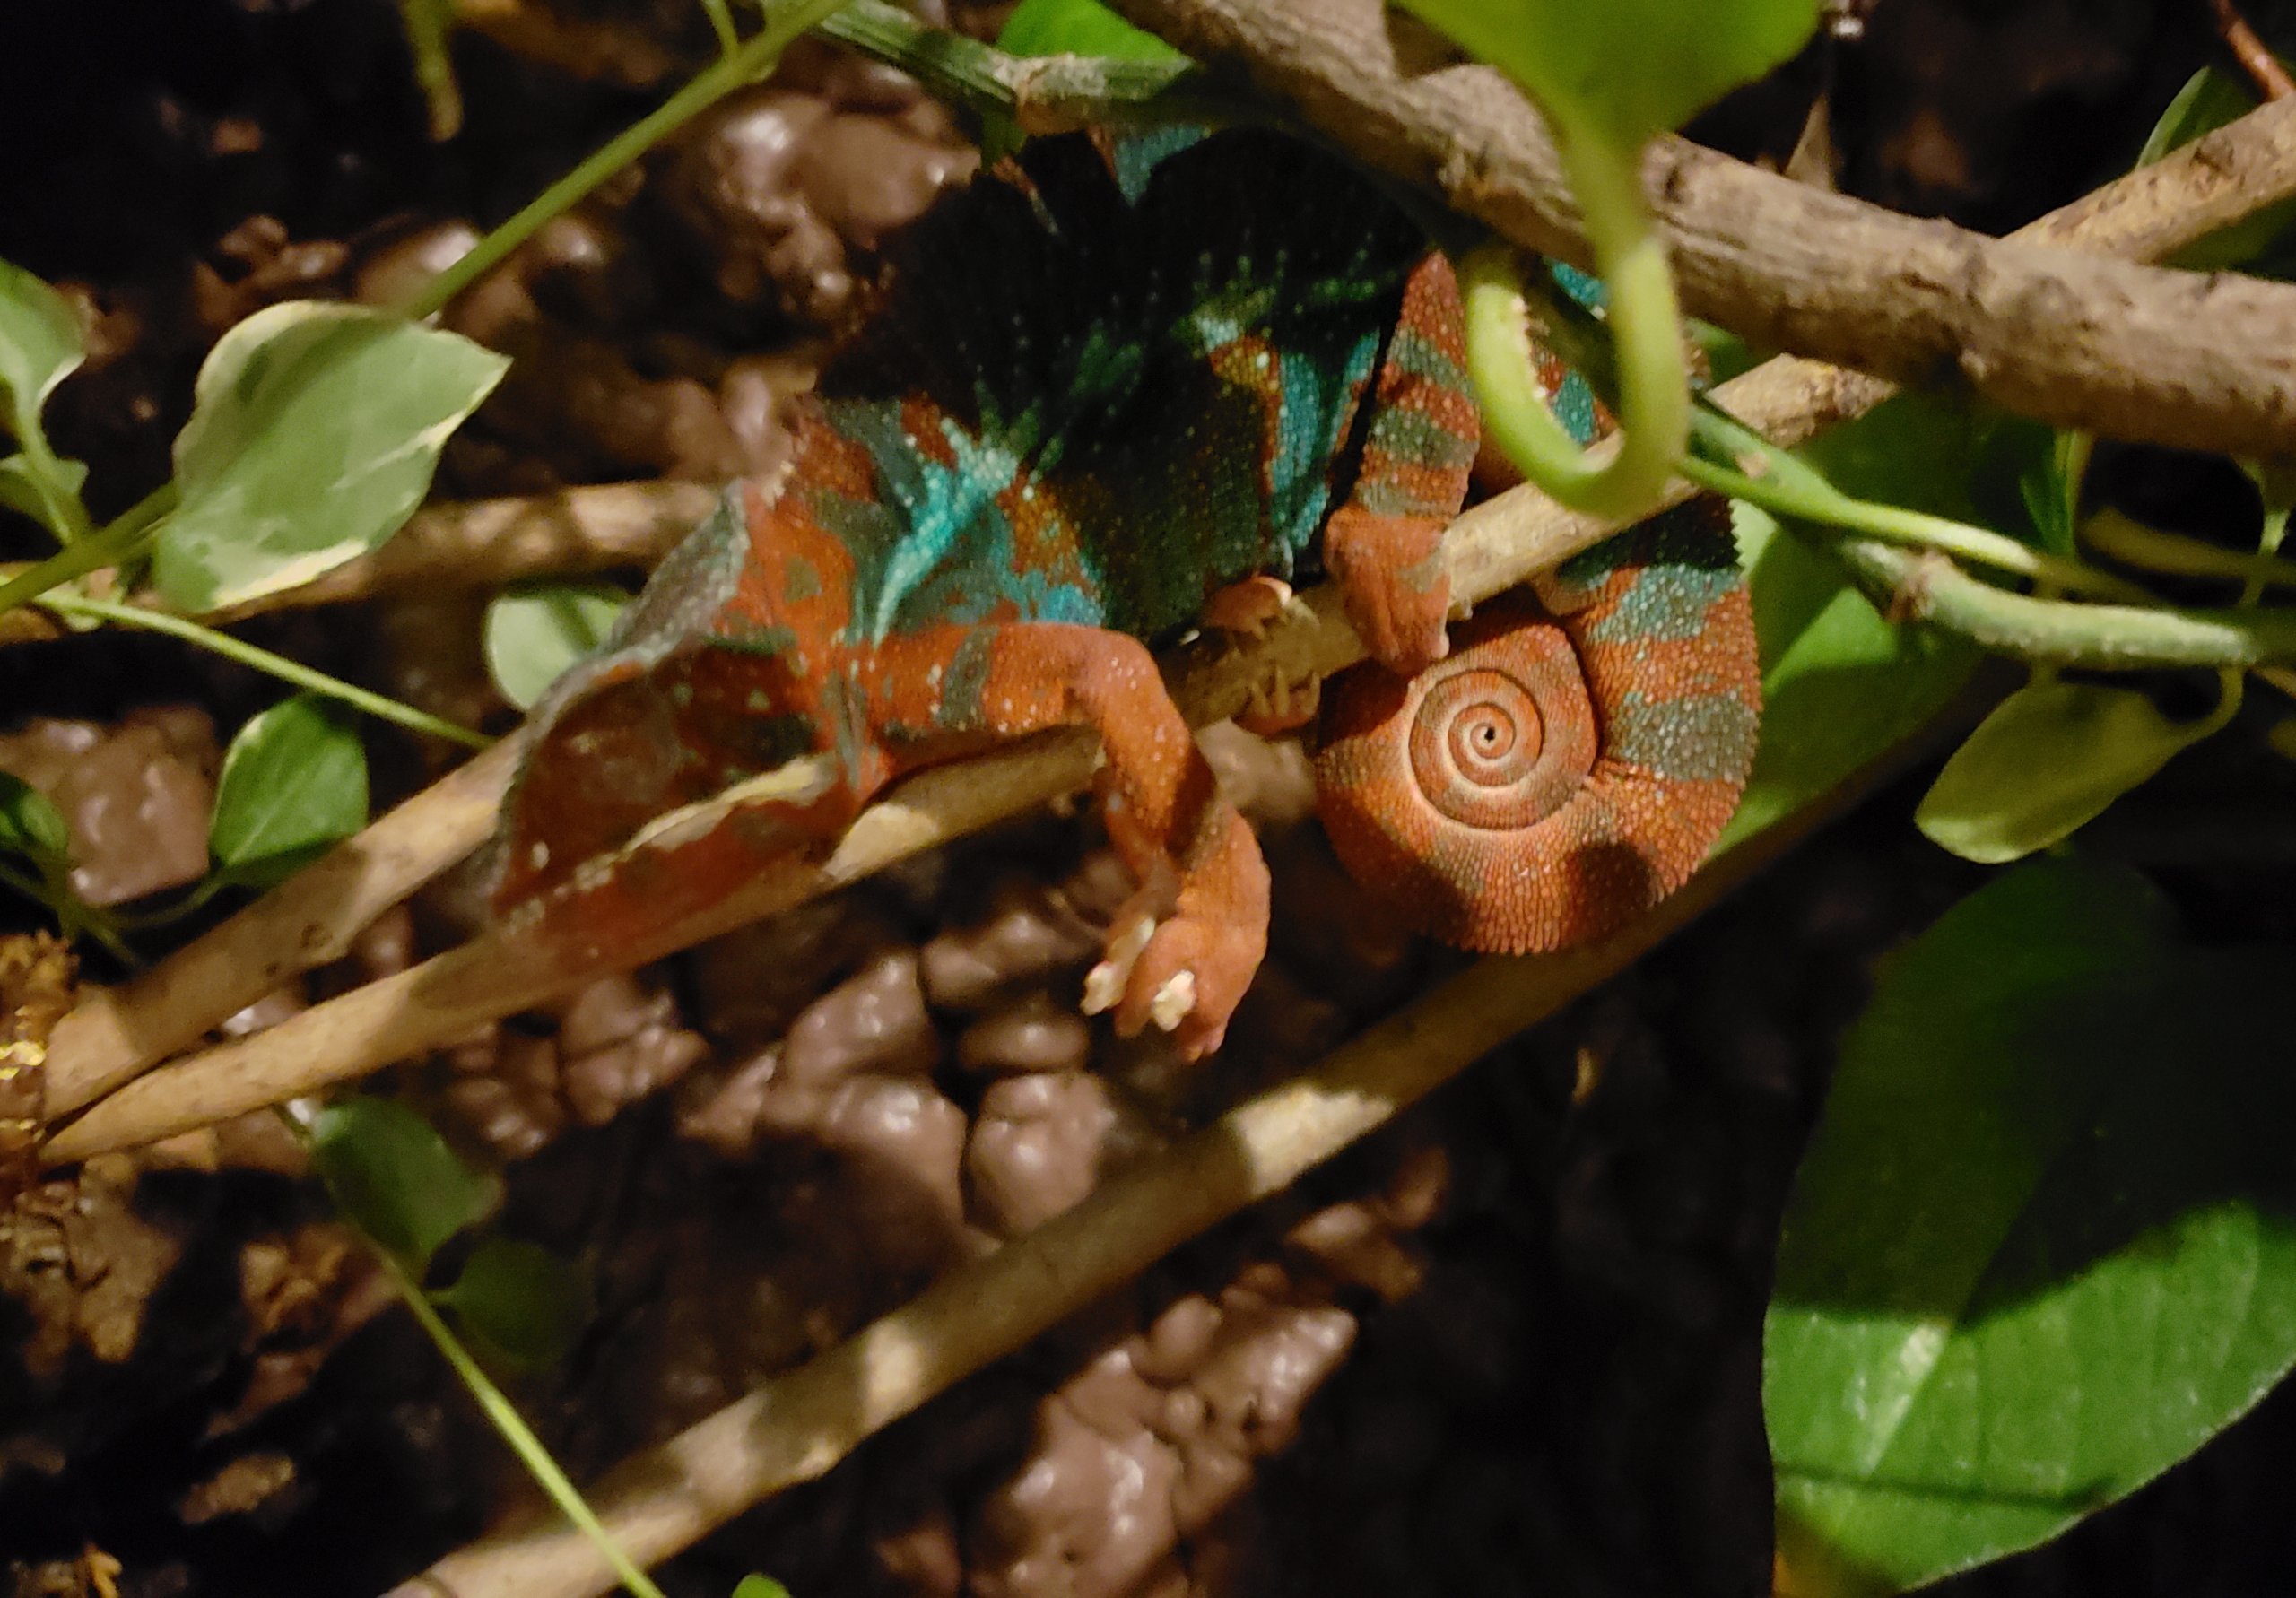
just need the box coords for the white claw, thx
[1148,969,1197,1032]
[1083,912,1158,1015]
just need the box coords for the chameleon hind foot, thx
[1235,667,1321,737]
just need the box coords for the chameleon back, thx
[805,126,1439,647]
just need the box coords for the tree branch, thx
[1107,0,2296,460]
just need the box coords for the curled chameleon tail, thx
[1313,499,1760,951]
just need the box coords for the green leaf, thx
[1396,0,1822,145]
[435,1236,589,1371]
[209,693,370,888]
[1715,394,1994,851]
[731,1578,793,1598]
[0,258,84,451]
[1767,859,2296,1592]
[1916,679,2220,864]
[995,0,1182,60]
[310,1098,499,1273]
[0,769,72,865]
[0,451,90,541]
[152,300,509,612]
[2135,68,2296,271]
[483,582,628,711]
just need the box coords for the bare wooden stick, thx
[1109,0,2296,461]
[42,737,526,1119]
[393,758,1866,1598]
[2210,0,2296,102]
[211,482,714,621]
[39,86,2296,1163]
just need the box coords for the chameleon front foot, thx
[1202,574,1312,640]
[1079,810,1268,1060]
[1082,925,1196,1033]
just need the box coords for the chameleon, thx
[489,126,1761,1060]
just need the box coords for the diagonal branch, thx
[39,68,2296,1160]
[1109,0,2296,460]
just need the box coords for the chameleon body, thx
[492,127,1760,1057]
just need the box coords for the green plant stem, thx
[13,430,93,547]
[401,0,855,324]
[816,0,1203,125]
[0,857,138,966]
[370,1245,670,1598]
[0,484,169,615]
[41,595,491,750]
[2083,506,2296,589]
[1831,535,2296,670]
[698,0,739,55]
[1462,127,1688,522]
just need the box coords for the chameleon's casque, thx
[491,126,1761,1058]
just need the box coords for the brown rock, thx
[792,113,978,253]
[0,708,219,906]
[965,1072,1161,1238]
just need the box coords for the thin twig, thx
[2210,0,2296,101]
[39,83,2296,1159]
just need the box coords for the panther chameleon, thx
[489,125,1761,1060]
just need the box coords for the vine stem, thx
[1462,126,1688,521]
[401,0,853,322]
[39,594,491,750]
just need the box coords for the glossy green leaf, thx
[996,0,1181,61]
[311,1097,499,1272]
[0,769,72,865]
[1396,0,1822,144]
[1767,859,2296,1592]
[483,582,628,711]
[0,257,83,450]
[209,694,370,888]
[1916,679,2220,864]
[731,1577,793,1598]
[152,300,509,612]
[435,1236,588,1371]
[1715,394,1993,851]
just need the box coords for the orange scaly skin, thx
[490,128,1761,1057]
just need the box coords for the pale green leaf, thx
[1767,859,2296,1591]
[0,451,90,541]
[1917,679,2219,864]
[152,300,509,612]
[483,582,629,711]
[210,694,370,887]
[0,257,84,448]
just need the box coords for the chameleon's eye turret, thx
[1313,510,1758,954]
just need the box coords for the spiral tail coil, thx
[1314,499,1760,952]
